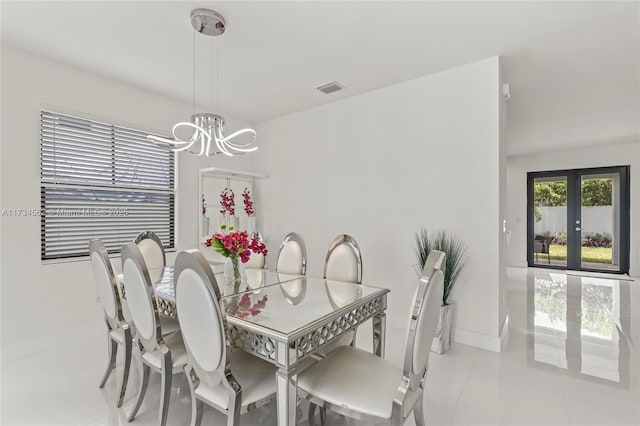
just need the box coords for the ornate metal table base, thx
[227,293,388,426]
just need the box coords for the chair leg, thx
[159,353,173,426]
[184,365,204,426]
[308,403,317,426]
[117,331,133,407]
[227,381,241,426]
[414,395,426,426]
[190,397,203,426]
[128,363,150,422]
[350,328,358,347]
[99,336,117,388]
[308,403,327,426]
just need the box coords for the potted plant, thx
[219,187,239,231]
[414,228,467,354]
[242,187,257,232]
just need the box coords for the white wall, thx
[254,57,507,352]
[498,63,509,347]
[507,141,640,276]
[0,47,254,359]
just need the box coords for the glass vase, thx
[224,256,246,295]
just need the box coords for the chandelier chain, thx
[147,9,257,157]
[192,28,196,114]
[216,37,220,114]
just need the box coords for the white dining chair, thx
[174,250,277,426]
[134,231,166,272]
[244,231,266,270]
[131,231,180,335]
[275,232,307,275]
[421,246,446,276]
[89,239,133,408]
[121,243,188,426]
[299,250,446,426]
[319,234,363,353]
[323,234,362,284]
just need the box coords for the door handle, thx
[575,227,582,231]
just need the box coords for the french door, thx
[527,166,630,274]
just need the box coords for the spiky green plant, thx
[414,229,467,304]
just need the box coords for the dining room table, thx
[145,263,390,426]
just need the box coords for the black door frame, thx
[527,165,630,274]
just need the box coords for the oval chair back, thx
[323,234,362,284]
[276,232,307,275]
[134,231,166,273]
[90,239,122,329]
[318,234,362,352]
[174,250,227,392]
[121,243,162,353]
[404,250,445,392]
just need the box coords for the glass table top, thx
[221,277,388,337]
[153,267,301,300]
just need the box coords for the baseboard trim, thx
[2,321,103,362]
[453,327,502,353]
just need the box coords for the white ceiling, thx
[2,1,638,155]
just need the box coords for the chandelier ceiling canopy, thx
[148,9,257,157]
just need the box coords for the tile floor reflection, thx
[528,272,632,387]
[2,268,638,425]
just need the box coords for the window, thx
[40,110,175,260]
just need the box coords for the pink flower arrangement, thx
[205,230,268,263]
[219,188,235,216]
[242,188,254,216]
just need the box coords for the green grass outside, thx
[547,244,612,264]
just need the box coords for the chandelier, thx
[148,9,257,157]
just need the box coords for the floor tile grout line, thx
[446,347,482,425]
[1,333,104,365]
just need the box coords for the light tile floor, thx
[2,268,638,425]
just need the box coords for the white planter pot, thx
[431,303,453,354]
[219,214,239,232]
[247,216,257,233]
[201,216,210,236]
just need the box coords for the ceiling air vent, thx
[317,81,345,94]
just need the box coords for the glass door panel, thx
[533,176,567,267]
[528,166,629,274]
[580,173,620,271]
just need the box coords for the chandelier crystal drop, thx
[148,9,257,157]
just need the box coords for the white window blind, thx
[40,110,175,260]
